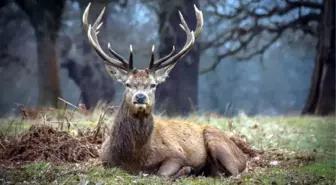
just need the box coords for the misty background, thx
[0,0,333,117]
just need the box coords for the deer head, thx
[82,3,203,116]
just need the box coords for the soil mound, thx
[0,125,101,165]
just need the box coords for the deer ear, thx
[154,64,175,83]
[105,64,128,83]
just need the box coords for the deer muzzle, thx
[132,92,149,110]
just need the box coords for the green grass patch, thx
[0,113,335,185]
[1,160,334,185]
[183,114,335,156]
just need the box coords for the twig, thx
[188,97,198,114]
[68,93,84,124]
[57,97,80,110]
[93,105,109,142]
[224,103,231,116]
[16,116,25,139]
[59,102,69,131]
[0,141,6,150]
[4,116,17,139]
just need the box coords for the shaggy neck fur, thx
[107,99,154,172]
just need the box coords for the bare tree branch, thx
[199,0,321,75]
[285,0,323,9]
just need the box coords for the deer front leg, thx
[157,158,195,179]
[157,158,194,179]
[171,166,195,179]
[157,158,182,177]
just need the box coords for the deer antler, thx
[82,3,133,71]
[149,5,203,71]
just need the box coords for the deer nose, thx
[135,93,146,104]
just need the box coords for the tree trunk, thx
[0,0,8,9]
[61,1,116,109]
[156,0,200,116]
[36,34,61,106]
[302,0,335,115]
[15,0,65,107]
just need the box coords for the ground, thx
[0,105,335,185]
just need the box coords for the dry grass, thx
[0,124,101,165]
[0,101,334,184]
[0,100,114,166]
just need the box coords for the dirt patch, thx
[229,135,263,157]
[245,149,317,173]
[0,124,103,166]
[229,135,316,172]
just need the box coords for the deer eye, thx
[126,83,131,88]
[150,84,157,88]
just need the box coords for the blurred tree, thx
[0,0,8,8]
[61,0,117,109]
[200,0,322,73]
[154,0,201,116]
[0,2,26,70]
[15,0,65,107]
[62,0,153,109]
[302,0,335,115]
[200,0,334,115]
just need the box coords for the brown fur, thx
[132,69,150,78]
[83,3,247,178]
[100,99,247,178]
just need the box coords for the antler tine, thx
[154,32,195,70]
[83,3,105,32]
[93,6,106,29]
[83,3,129,71]
[82,3,91,32]
[152,46,176,68]
[178,10,191,33]
[171,5,203,58]
[152,5,202,71]
[149,45,155,69]
[129,45,133,70]
[108,43,128,67]
[193,4,204,39]
[173,5,203,57]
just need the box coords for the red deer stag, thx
[82,2,247,179]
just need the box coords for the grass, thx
[190,114,335,154]
[1,159,334,185]
[0,109,335,185]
